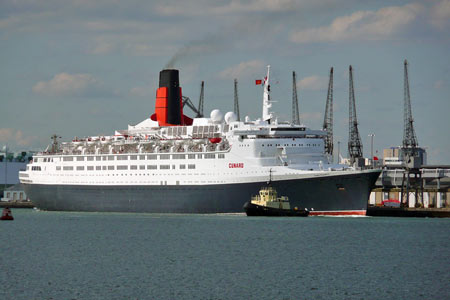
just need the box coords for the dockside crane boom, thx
[402,59,418,160]
[292,71,300,125]
[348,65,363,165]
[323,67,334,158]
[234,79,240,121]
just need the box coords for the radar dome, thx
[210,109,223,123]
[224,112,237,124]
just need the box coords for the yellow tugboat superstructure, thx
[251,186,292,210]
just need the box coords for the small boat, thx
[243,180,309,217]
[1,207,14,221]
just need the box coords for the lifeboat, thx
[209,137,222,144]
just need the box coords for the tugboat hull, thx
[243,202,309,217]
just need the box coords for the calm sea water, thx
[1,209,449,300]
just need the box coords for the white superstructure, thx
[20,66,346,187]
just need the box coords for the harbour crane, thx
[323,67,334,158]
[292,71,300,125]
[348,65,363,165]
[234,79,240,121]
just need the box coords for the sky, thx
[0,0,449,164]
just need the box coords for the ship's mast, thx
[262,65,273,123]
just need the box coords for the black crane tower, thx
[348,65,363,165]
[292,71,300,125]
[323,67,334,158]
[400,59,423,207]
[197,81,204,118]
[402,59,418,160]
[234,79,240,121]
[181,81,204,117]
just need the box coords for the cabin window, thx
[117,155,128,160]
[108,156,114,161]
[218,154,225,159]
[107,166,114,170]
[147,165,157,170]
[96,166,101,170]
[117,165,128,170]
[188,164,195,169]
[63,166,73,171]
[56,166,61,171]
[130,155,137,160]
[160,165,170,170]
[188,154,195,159]
[87,166,94,171]
[205,154,215,159]
[63,157,73,161]
[87,156,94,161]
[96,156,101,161]
[139,165,145,170]
[130,165,137,170]
[180,164,186,169]
[139,155,145,160]
[173,154,185,159]
[147,155,156,160]
[76,166,84,171]
[160,154,170,160]
[197,154,202,159]
[102,166,107,170]
[77,156,84,161]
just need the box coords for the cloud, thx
[218,60,265,80]
[32,73,115,97]
[433,80,445,89]
[298,75,328,91]
[0,128,35,147]
[430,0,450,29]
[300,112,322,123]
[130,86,154,98]
[156,0,296,16]
[290,3,422,43]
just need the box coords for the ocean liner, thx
[20,66,380,215]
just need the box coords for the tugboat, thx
[243,170,309,217]
[1,207,14,221]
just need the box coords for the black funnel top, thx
[159,69,179,88]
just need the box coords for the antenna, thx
[234,79,240,121]
[348,65,363,164]
[323,67,334,157]
[292,71,300,125]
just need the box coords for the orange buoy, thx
[1,207,14,221]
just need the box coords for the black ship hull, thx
[243,202,309,217]
[24,170,380,214]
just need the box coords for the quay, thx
[367,166,450,217]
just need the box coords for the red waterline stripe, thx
[309,210,366,216]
